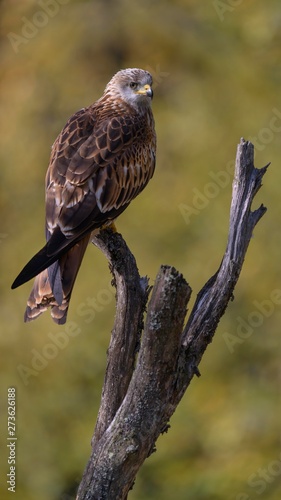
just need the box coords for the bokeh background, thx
[0,1,280,499]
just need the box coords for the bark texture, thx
[76,139,268,499]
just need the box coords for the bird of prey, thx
[12,68,156,324]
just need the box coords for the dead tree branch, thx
[90,233,149,449]
[76,139,268,500]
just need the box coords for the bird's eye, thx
[129,82,138,90]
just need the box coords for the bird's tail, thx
[24,235,90,324]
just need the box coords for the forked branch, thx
[77,139,268,500]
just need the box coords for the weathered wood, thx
[77,266,191,499]
[91,230,149,448]
[174,139,269,402]
[76,139,268,500]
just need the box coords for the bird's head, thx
[104,68,153,110]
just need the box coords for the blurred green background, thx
[0,0,280,499]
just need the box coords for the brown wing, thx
[45,107,96,240]
[45,104,156,254]
[12,103,155,290]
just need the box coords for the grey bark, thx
[76,139,268,500]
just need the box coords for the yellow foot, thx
[101,221,117,233]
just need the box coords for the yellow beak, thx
[136,84,153,98]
